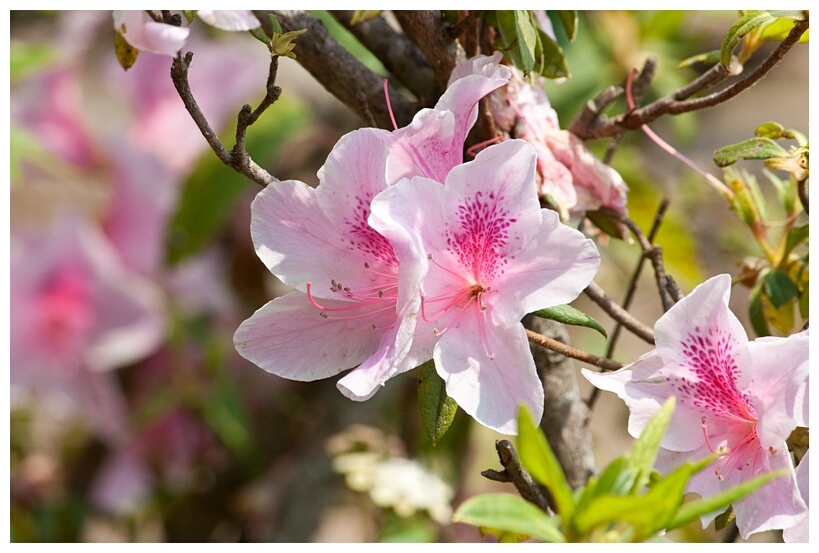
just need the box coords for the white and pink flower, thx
[583,274,808,539]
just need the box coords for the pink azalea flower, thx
[10,215,166,439]
[233,128,429,400]
[783,450,809,543]
[492,68,629,220]
[384,52,511,185]
[582,274,809,539]
[369,139,599,433]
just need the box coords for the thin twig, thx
[170,52,275,187]
[619,214,675,312]
[526,329,624,372]
[606,197,669,357]
[584,282,656,345]
[482,440,553,513]
[570,17,809,140]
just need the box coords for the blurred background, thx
[8,10,809,542]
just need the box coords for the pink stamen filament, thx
[383,78,398,131]
[467,136,503,158]
[475,297,494,360]
[319,303,397,322]
[431,297,474,337]
[428,254,467,281]
[307,281,392,312]
[420,288,475,323]
[625,69,734,201]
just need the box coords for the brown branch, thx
[620,215,675,312]
[393,10,466,91]
[330,10,440,105]
[262,10,414,130]
[482,439,553,513]
[584,282,656,345]
[570,17,809,140]
[526,328,623,372]
[524,316,596,490]
[170,51,274,187]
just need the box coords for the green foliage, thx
[165,96,310,265]
[453,494,565,543]
[10,39,55,82]
[486,11,570,79]
[714,138,790,168]
[530,304,607,338]
[250,14,307,59]
[310,10,387,75]
[455,402,784,542]
[417,360,458,446]
[721,11,807,68]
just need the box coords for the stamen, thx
[306,281,388,312]
[701,417,718,454]
[383,78,398,131]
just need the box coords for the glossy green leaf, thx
[720,11,776,69]
[749,280,770,337]
[755,12,809,42]
[453,494,565,543]
[417,360,458,446]
[553,10,577,42]
[763,268,799,308]
[575,456,635,515]
[166,96,310,265]
[514,10,538,75]
[714,137,790,167]
[535,27,570,79]
[783,224,809,260]
[625,397,675,493]
[183,10,197,24]
[754,121,788,140]
[668,469,788,530]
[517,406,575,521]
[530,304,607,338]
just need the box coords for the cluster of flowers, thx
[235,52,808,540]
[233,52,601,435]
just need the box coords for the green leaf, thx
[249,26,270,45]
[166,96,310,265]
[553,11,577,42]
[513,11,538,75]
[676,50,721,71]
[756,12,809,42]
[763,268,799,308]
[575,456,636,514]
[517,406,575,521]
[754,121,788,140]
[714,506,735,531]
[268,13,283,36]
[749,280,770,337]
[585,209,629,240]
[453,494,565,543]
[667,469,788,530]
[530,305,607,338]
[417,360,458,445]
[720,11,776,69]
[763,168,796,214]
[535,27,570,79]
[713,137,791,167]
[183,10,197,24]
[625,397,675,493]
[783,224,809,260]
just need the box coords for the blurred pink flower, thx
[583,274,808,539]
[234,128,427,401]
[10,216,166,437]
[371,139,599,433]
[195,10,260,31]
[383,52,511,184]
[493,68,629,220]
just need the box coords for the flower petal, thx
[746,330,809,448]
[384,108,458,184]
[251,177,392,299]
[196,10,260,31]
[435,320,543,435]
[782,450,809,543]
[582,351,707,451]
[489,208,599,327]
[233,291,392,382]
[113,11,190,57]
